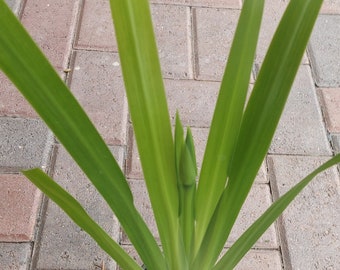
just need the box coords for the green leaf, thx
[194,0,265,254]
[213,154,340,270]
[23,169,141,270]
[180,128,197,187]
[109,0,185,268]
[192,0,323,268]
[175,111,185,181]
[185,127,198,178]
[180,127,197,259]
[0,1,165,268]
[175,113,197,259]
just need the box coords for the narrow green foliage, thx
[194,0,265,253]
[108,0,186,268]
[175,112,185,181]
[180,129,197,187]
[213,153,340,270]
[0,1,165,268]
[192,0,324,268]
[23,169,141,270]
[0,0,336,269]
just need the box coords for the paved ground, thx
[1,0,340,269]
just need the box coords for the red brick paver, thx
[319,88,340,133]
[21,0,79,72]
[0,174,42,242]
[0,73,37,118]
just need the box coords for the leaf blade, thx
[180,127,197,259]
[0,2,165,268]
[192,0,324,268]
[194,0,265,255]
[194,0,264,260]
[213,154,340,270]
[109,0,185,268]
[23,169,141,270]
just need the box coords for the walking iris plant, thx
[0,0,338,269]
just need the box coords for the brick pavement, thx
[1,0,340,269]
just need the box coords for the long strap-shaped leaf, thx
[194,0,264,254]
[109,1,186,268]
[192,0,324,268]
[0,1,165,268]
[213,154,340,270]
[23,169,141,270]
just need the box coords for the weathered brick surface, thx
[331,134,340,154]
[331,134,340,172]
[309,15,340,87]
[68,50,128,145]
[0,174,42,242]
[321,0,340,14]
[120,246,282,270]
[319,88,340,133]
[0,72,37,118]
[150,0,241,9]
[234,250,282,269]
[0,243,32,270]
[4,0,22,14]
[228,184,278,248]
[0,118,52,173]
[193,7,240,80]
[21,0,79,71]
[4,0,16,9]
[269,155,340,269]
[218,248,283,270]
[75,0,117,51]
[269,66,331,155]
[255,0,288,66]
[33,145,123,270]
[152,4,192,79]
[77,2,191,79]
[121,180,158,244]
[165,79,219,127]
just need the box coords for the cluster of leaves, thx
[0,0,338,269]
